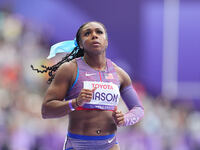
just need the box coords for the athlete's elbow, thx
[41,108,47,119]
[41,104,51,119]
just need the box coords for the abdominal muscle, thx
[68,110,117,136]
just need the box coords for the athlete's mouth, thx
[91,41,101,45]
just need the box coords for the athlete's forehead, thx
[81,22,105,32]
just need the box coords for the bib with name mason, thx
[83,81,120,110]
[65,57,121,111]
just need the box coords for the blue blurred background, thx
[0,0,200,149]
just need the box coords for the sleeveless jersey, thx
[65,57,120,111]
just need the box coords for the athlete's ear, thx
[79,43,83,49]
[79,39,84,49]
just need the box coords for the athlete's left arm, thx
[113,64,144,127]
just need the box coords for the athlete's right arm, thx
[42,62,76,119]
[42,61,96,119]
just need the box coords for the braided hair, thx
[31,21,107,84]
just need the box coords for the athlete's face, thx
[79,22,108,54]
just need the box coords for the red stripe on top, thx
[76,106,114,111]
[99,72,102,82]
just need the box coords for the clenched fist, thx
[76,88,96,106]
[112,108,125,126]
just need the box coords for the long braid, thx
[31,21,106,84]
[31,46,83,84]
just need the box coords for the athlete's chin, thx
[88,48,105,55]
[94,49,105,55]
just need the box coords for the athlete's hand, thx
[76,88,96,106]
[112,108,125,126]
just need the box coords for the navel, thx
[96,129,101,134]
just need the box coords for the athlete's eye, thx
[97,30,103,34]
[84,32,90,36]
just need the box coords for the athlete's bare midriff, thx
[68,110,117,136]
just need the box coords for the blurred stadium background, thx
[0,0,200,149]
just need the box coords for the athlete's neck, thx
[83,54,106,71]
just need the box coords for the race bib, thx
[83,81,120,106]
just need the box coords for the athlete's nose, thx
[91,32,98,40]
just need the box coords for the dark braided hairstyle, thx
[31,21,107,84]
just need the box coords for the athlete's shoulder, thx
[58,59,77,71]
[54,59,77,81]
[111,62,126,76]
[111,61,132,89]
